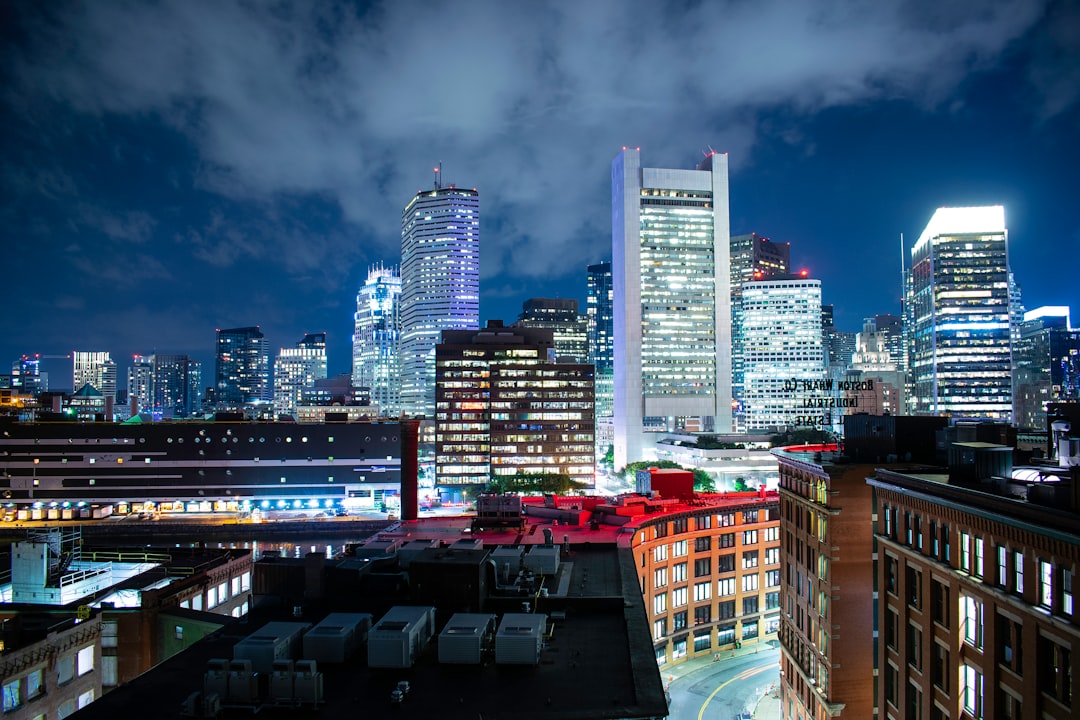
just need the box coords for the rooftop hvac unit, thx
[203,659,229,700]
[303,613,371,664]
[495,613,547,665]
[368,606,436,668]
[226,659,259,705]
[438,613,497,665]
[293,660,324,704]
[233,621,311,673]
[270,660,294,703]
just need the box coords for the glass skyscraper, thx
[352,265,401,416]
[214,326,270,410]
[611,148,733,469]
[273,333,327,418]
[513,298,588,363]
[909,206,1013,420]
[399,184,480,418]
[1013,307,1080,431]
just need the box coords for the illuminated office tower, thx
[214,326,270,410]
[909,206,1013,420]
[273,333,328,418]
[1013,306,1080,431]
[741,276,825,431]
[730,233,790,431]
[513,298,588,363]
[611,148,733,470]
[587,261,615,454]
[399,180,480,418]
[352,265,402,416]
[11,356,43,395]
[151,354,194,417]
[72,351,117,400]
[127,356,154,413]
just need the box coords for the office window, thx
[742,529,758,545]
[654,545,668,563]
[885,663,898,707]
[765,547,779,565]
[653,592,667,615]
[25,669,43,700]
[931,579,949,628]
[694,558,711,578]
[697,515,712,530]
[766,591,780,610]
[693,629,711,652]
[960,531,971,572]
[932,642,949,692]
[884,503,893,536]
[718,512,735,527]
[885,608,898,649]
[907,622,923,670]
[673,638,687,659]
[673,610,688,631]
[654,567,668,589]
[961,595,984,650]
[673,540,688,557]
[997,545,1008,587]
[655,523,668,539]
[673,586,688,608]
[743,596,759,615]
[653,618,667,641]
[717,578,736,596]
[672,562,688,583]
[961,664,984,719]
[694,605,711,625]
[3,678,20,711]
[1038,635,1072,707]
[764,526,780,542]
[693,582,711,602]
[742,620,758,639]
[997,613,1023,674]
[886,556,898,595]
[906,565,922,610]
[765,569,780,588]
[930,520,939,556]
[717,622,736,644]
[742,574,759,592]
[973,537,984,578]
[907,682,923,720]
[718,553,735,573]
[906,512,914,545]
[941,523,950,562]
[695,536,711,552]
[78,689,94,709]
[1014,551,1024,594]
[1039,560,1053,609]
[742,550,759,569]
[57,655,74,685]
[77,646,94,675]
[672,518,688,534]
[999,691,1021,720]
[718,532,735,548]
[717,600,736,619]
[743,510,758,524]
[1064,568,1074,616]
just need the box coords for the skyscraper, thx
[1013,306,1080,431]
[127,355,154,413]
[741,276,826,431]
[399,181,480,418]
[512,298,588,363]
[352,265,402,416]
[908,206,1013,420]
[72,351,117,400]
[153,354,194,418]
[730,233,790,431]
[611,148,733,470]
[587,261,615,456]
[273,333,328,418]
[214,326,269,411]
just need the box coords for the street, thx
[665,644,780,720]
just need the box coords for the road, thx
[665,645,780,720]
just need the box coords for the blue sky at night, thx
[2,0,1078,386]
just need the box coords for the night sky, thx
[2,0,1078,387]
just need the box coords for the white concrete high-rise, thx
[611,148,733,470]
[273,333,328,418]
[72,351,116,400]
[399,182,479,418]
[908,206,1013,420]
[352,265,401,416]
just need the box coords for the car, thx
[334,508,349,517]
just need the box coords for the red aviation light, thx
[799,269,809,277]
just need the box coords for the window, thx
[941,523,950,562]
[1039,560,1053,609]
[961,595,984,650]
[973,537,984,578]
[57,655,74,685]
[77,645,94,675]
[672,540,688,557]
[960,531,971,572]
[654,545,668,563]
[697,514,712,530]
[765,547,779,565]
[1038,635,1072,707]
[694,536,711,552]
[931,579,949,627]
[743,596,759,615]
[906,565,922,609]
[207,586,218,608]
[718,532,735,548]
[673,611,688,631]
[653,619,666,640]
[961,664,984,719]
[653,593,667,615]
[742,530,758,545]
[672,638,687,659]
[764,526,780,542]
[765,570,780,588]
[694,605,711,625]
[742,551,759,569]
[885,608,898,649]
[672,518,688,534]
[175,625,184,641]
[192,594,203,611]
[930,520,939,556]
[885,663,898,707]
[742,620,758,639]
[906,623,922,670]
[997,613,1023,674]
[673,586,688,608]
[241,571,251,592]
[717,600,736,619]
[693,582,711,602]
[1065,568,1074,616]
[693,629,711,652]
[718,554,735,573]
[25,669,42,700]
[743,510,758,524]
[717,622,736,644]
[58,699,76,720]
[78,689,94,709]
[1015,551,1024,594]
[654,567,668,588]
[672,562,688,583]
[694,558,711,577]
[997,545,1008,587]
[886,556,898,595]
[932,643,949,691]
[655,523,668,539]
[717,578,736,596]
[3,678,20,711]
[718,513,735,527]
[742,574,759,592]
[232,576,241,596]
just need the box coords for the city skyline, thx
[2,1,1079,380]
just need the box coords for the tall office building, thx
[273,333,328,418]
[153,354,194,418]
[352,265,402,416]
[874,314,905,368]
[512,298,588,363]
[730,233,791,432]
[1013,306,1080,431]
[434,321,595,487]
[908,206,1013,420]
[214,326,270,410]
[399,181,480,418]
[11,356,43,396]
[612,148,733,470]
[72,351,117,400]
[741,276,825,431]
[845,317,906,417]
[186,360,202,416]
[587,261,615,457]
[127,356,154,413]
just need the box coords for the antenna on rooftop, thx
[434,162,442,190]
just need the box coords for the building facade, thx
[72,352,116,401]
[434,322,595,487]
[908,206,1013,421]
[868,463,1078,720]
[586,261,615,459]
[214,327,269,411]
[513,298,588,363]
[741,276,826,431]
[273,333,328,418]
[352,265,401,417]
[612,148,733,469]
[1013,307,1080,432]
[399,184,480,418]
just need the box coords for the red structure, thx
[648,467,694,500]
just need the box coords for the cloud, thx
[3,0,1065,292]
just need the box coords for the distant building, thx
[127,355,154,414]
[435,321,595,487]
[612,148,733,469]
[214,326,269,411]
[513,298,588,363]
[399,183,480,418]
[1013,306,1080,431]
[741,275,825,431]
[273,332,328,417]
[11,356,44,396]
[72,351,116,402]
[586,261,614,455]
[908,206,1013,420]
[731,233,791,432]
[844,316,907,417]
[352,265,401,417]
